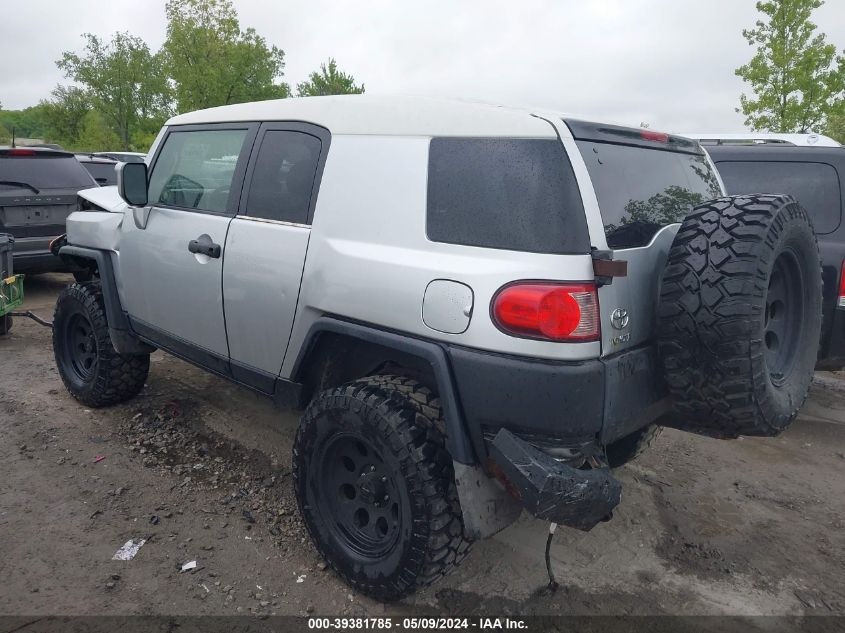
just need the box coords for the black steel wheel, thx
[315,432,404,560]
[53,282,150,407]
[294,376,470,601]
[60,312,99,383]
[763,249,804,384]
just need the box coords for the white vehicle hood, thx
[78,185,128,213]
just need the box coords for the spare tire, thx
[658,194,821,438]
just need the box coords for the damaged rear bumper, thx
[487,428,621,531]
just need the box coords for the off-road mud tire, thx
[606,425,662,468]
[53,282,149,407]
[293,375,471,601]
[658,194,822,438]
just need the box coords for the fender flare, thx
[292,316,476,465]
[292,318,525,538]
[58,245,154,355]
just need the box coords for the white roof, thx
[166,95,558,138]
[682,132,841,147]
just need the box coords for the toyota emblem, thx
[611,308,629,330]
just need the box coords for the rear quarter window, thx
[715,161,842,235]
[81,162,118,186]
[577,141,722,249]
[426,138,590,255]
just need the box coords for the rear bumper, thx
[11,236,67,273]
[446,342,669,459]
[818,305,845,369]
[487,428,621,531]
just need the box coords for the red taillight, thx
[839,262,845,308]
[5,148,36,156]
[640,129,669,143]
[492,282,600,342]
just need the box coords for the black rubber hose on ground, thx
[545,522,559,592]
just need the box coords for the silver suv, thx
[51,96,823,600]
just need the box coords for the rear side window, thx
[577,142,722,249]
[243,130,322,224]
[148,129,249,213]
[0,155,95,189]
[81,162,117,186]
[716,161,841,234]
[426,138,590,255]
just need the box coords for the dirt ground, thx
[1,274,844,618]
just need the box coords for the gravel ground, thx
[1,274,844,617]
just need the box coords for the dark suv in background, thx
[0,147,95,273]
[76,154,119,186]
[704,140,845,367]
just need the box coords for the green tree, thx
[75,110,122,152]
[736,0,845,133]
[825,107,845,143]
[0,104,50,140]
[164,0,288,111]
[40,85,91,147]
[58,32,172,149]
[296,58,365,97]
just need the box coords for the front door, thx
[223,123,329,391]
[118,124,257,374]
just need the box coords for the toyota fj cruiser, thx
[51,96,822,600]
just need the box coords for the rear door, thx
[0,150,95,258]
[117,124,257,372]
[560,121,724,356]
[223,122,329,391]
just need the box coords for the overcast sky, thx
[2,0,844,133]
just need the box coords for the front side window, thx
[148,129,249,213]
[243,130,322,224]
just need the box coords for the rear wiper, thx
[0,180,40,194]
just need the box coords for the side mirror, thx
[117,162,148,207]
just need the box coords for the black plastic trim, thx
[57,245,153,354]
[447,344,606,453]
[128,316,302,402]
[291,317,476,464]
[293,319,671,465]
[59,246,128,331]
[564,118,703,155]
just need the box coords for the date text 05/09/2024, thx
[307,617,529,630]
